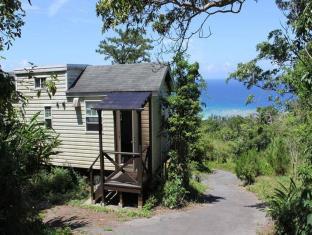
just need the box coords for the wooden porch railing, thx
[88,146,150,203]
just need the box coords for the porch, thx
[88,92,152,207]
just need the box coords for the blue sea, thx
[201,79,273,118]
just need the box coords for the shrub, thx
[162,177,187,208]
[266,138,290,175]
[268,178,312,234]
[30,167,88,204]
[257,155,274,176]
[143,196,158,211]
[235,150,261,185]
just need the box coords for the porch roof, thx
[93,91,151,111]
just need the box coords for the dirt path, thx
[44,205,119,234]
[114,170,269,235]
[44,170,269,234]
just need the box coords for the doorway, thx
[120,111,133,163]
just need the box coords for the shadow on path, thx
[245,202,267,212]
[198,194,226,204]
[45,216,89,230]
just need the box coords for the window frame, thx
[44,106,52,129]
[34,77,46,90]
[85,101,100,132]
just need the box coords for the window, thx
[86,102,99,131]
[44,107,52,128]
[34,77,46,89]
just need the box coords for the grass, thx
[189,178,207,195]
[204,160,236,173]
[103,227,113,232]
[246,175,291,201]
[42,225,72,235]
[68,199,152,220]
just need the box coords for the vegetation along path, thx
[115,170,269,235]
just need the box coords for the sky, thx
[1,0,285,80]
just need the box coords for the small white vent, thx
[73,98,80,107]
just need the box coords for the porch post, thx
[97,109,105,205]
[137,110,143,208]
[137,110,143,187]
[148,97,152,178]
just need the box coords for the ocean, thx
[201,79,273,118]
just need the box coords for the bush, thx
[143,196,158,211]
[235,150,262,185]
[257,156,274,176]
[268,178,312,234]
[162,177,187,208]
[30,167,88,204]
[266,138,290,175]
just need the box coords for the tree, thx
[96,0,246,51]
[162,54,203,208]
[228,0,312,106]
[0,1,61,233]
[229,1,312,233]
[0,0,28,51]
[96,28,153,64]
[0,69,60,233]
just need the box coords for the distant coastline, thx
[200,78,272,118]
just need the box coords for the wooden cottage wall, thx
[151,95,163,174]
[151,79,170,174]
[15,71,115,170]
[141,102,150,151]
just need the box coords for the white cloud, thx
[48,0,69,17]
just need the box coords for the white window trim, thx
[34,76,47,90]
[85,100,101,132]
[44,106,52,128]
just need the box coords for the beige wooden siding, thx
[151,80,170,173]
[141,102,150,150]
[151,95,161,173]
[15,72,115,170]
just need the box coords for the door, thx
[120,111,133,164]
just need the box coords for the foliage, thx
[229,1,312,233]
[235,150,262,185]
[247,175,291,201]
[204,160,236,173]
[41,226,72,235]
[269,177,312,234]
[68,200,152,219]
[30,167,88,205]
[96,28,153,64]
[0,70,60,234]
[143,196,158,211]
[266,138,290,175]
[163,54,203,208]
[189,177,207,196]
[228,0,312,105]
[200,107,278,161]
[96,0,246,51]
[0,113,60,232]
[0,0,26,51]
[162,176,187,208]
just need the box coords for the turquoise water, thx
[201,79,273,118]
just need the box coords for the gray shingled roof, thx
[67,63,169,94]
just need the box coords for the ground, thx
[43,170,270,235]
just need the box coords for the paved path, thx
[114,170,269,235]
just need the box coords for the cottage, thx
[14,63,172,207]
